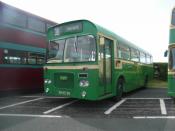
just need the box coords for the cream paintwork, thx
[44,65,99,70]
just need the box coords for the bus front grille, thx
[54,72,74,89]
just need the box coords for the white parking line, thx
[43,100,78,114]
[0,98,44,110]
[133,116,175,119]
[160,98,167,115]
[125,98,171,100]
[0,113,67,118]
[104,99,126,115]
[21,96,68,99]
[104,98,171,115]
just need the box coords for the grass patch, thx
[147,79,167,88]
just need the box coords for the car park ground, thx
[0,88,175,131]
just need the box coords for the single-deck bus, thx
[168,7,175,98]
[44,20,153,100]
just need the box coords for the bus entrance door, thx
[99,37,112,96]
[104,38,112,94]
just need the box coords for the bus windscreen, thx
[47,35,96,63]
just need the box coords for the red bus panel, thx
[0,67,43,91]
[0,27,46,48]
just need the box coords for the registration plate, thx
[58,91,71,96]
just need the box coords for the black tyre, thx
[143,76,148,88]
[173,98,175,104]
[113,79,123,101]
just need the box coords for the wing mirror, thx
[164,50,168,57]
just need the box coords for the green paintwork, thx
[169,29,175,44]
[113,63,153,93]
[45,69,101,100]
[168,28,175,97]
[0,64,43,68]
[168,75,175,97]
[0,41,46,53]
[44,20,153,100]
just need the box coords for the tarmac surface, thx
[0,88,175,131]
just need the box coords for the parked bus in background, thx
[168,7,175,98]
[44,20,153,101]
[0,2,57,93]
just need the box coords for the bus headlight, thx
[81,91,86,98]
[48,80,52,84]
[45,88,49,93]
[45,79,52,84]
[79,80,89,87]
[44,79,48,84]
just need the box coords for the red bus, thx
[0,2,57,93]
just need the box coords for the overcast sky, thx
[2,0,175,62]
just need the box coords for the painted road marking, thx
[104,98,171,115]
[133,116,175,119]
[0,113,67,118]
[43,100,78,114]
[0,98,44,110]
[160,98,167,115]
[104,99,126,115]
[21,96,68,99]
[125,98,171,100]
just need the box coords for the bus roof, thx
[94,21,151,56]
[0,1,57,24]
[51,19,152,56]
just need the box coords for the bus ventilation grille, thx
[54,72,74,89]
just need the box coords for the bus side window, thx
[37,57,45,64]
[140,52,146,63]
[2,7,27,28]
[146,55,151,64]
[131,48,139,62]
[28,53,45,65]
[117,47,122,59]
[28,53,37,65]
[3,49,28,65]
[0,49,3,64]
[117,43,130,60]
[28,17,45,33]
[3,49,45,65]
[150,56,153,63]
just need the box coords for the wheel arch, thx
[115,74,126,93]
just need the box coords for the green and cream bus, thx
[44,20,153,100]
[168,7,175,98]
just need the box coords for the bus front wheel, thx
[113,79,123,101]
